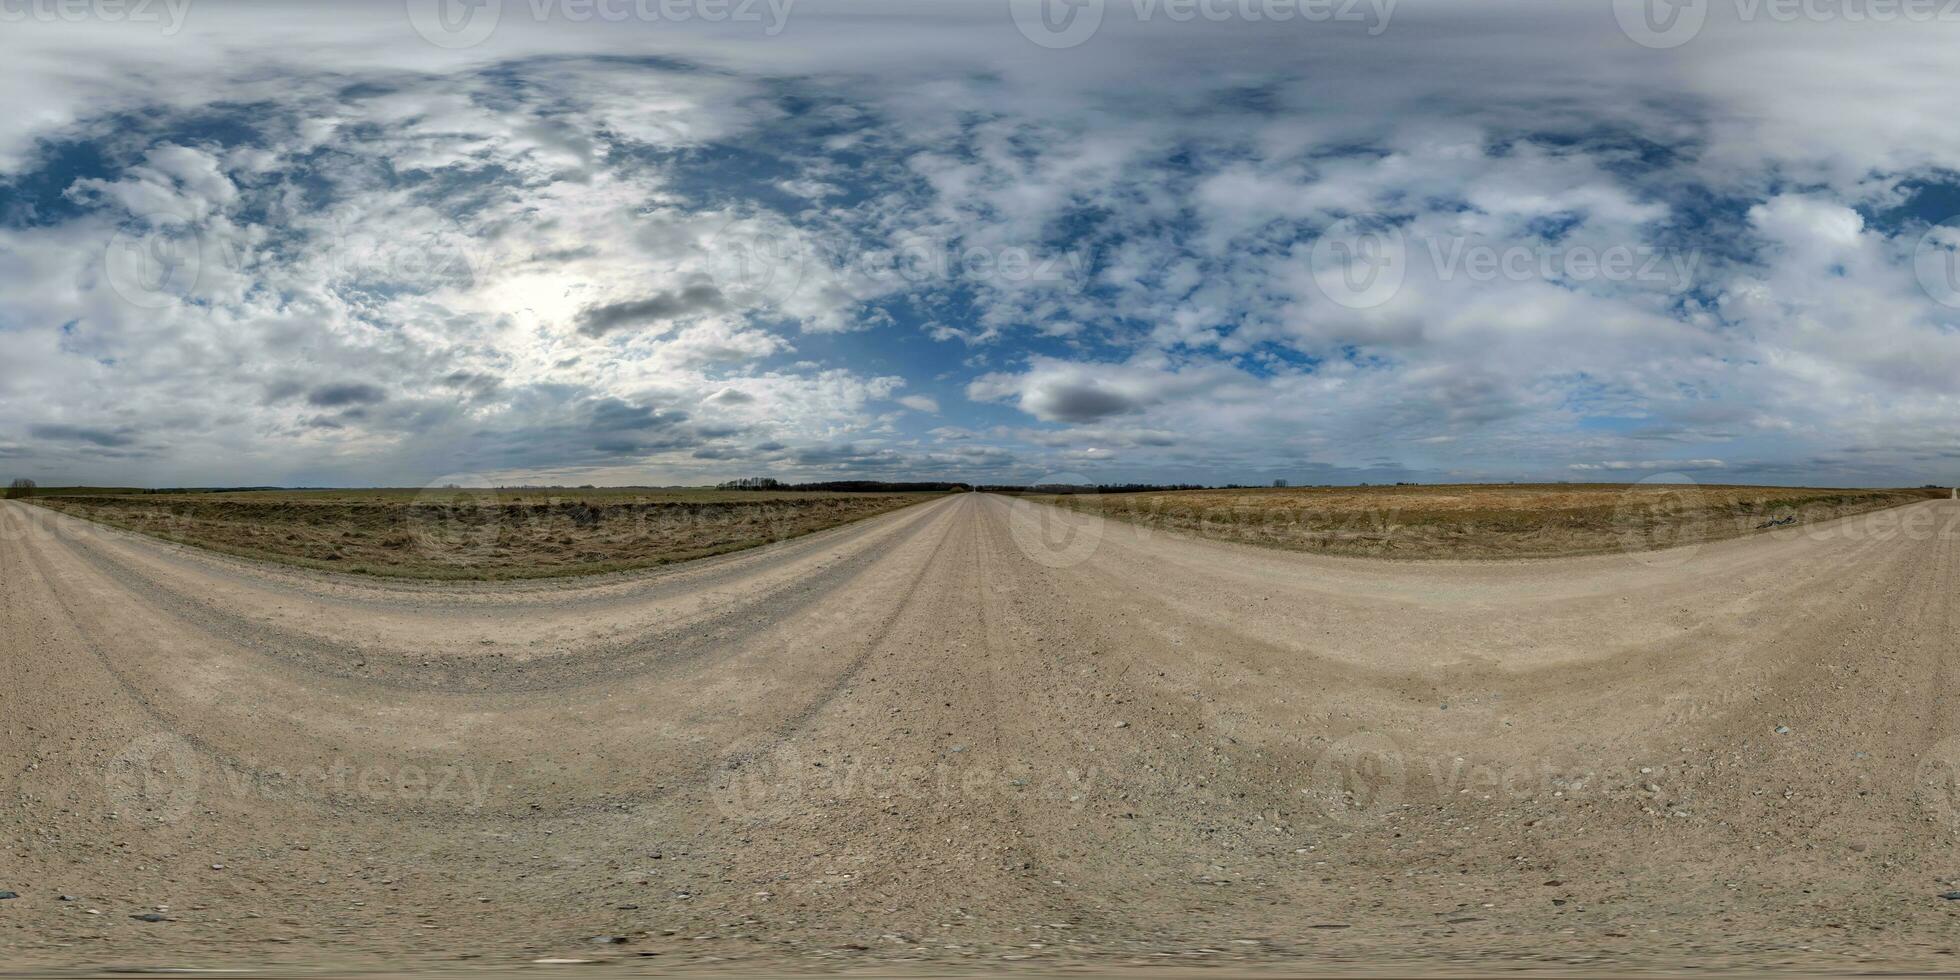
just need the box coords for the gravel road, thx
[4,493,1958,973]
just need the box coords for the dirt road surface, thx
[4,493,1958,974]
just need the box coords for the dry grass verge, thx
[1025,483,1949,560]
[27,488,940,579]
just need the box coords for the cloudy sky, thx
[2,0,1957,488]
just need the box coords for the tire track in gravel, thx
[9,494,1960,974]
[0,496,968,820]
[19,494,959,694]
[15,488,954,611]
[710,491,974,771]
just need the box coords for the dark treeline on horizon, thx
[718,478,973,493]
[980,483,1219,494]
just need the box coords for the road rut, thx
[3,493,1958,972]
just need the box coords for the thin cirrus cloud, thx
[0,1,1955,488]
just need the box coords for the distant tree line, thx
[979,482,1215,494]
[717,477,972,492]
[792,481,972,492]
[155,486,286,494]
[980,480,1436,494]
[3,484,292,498]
